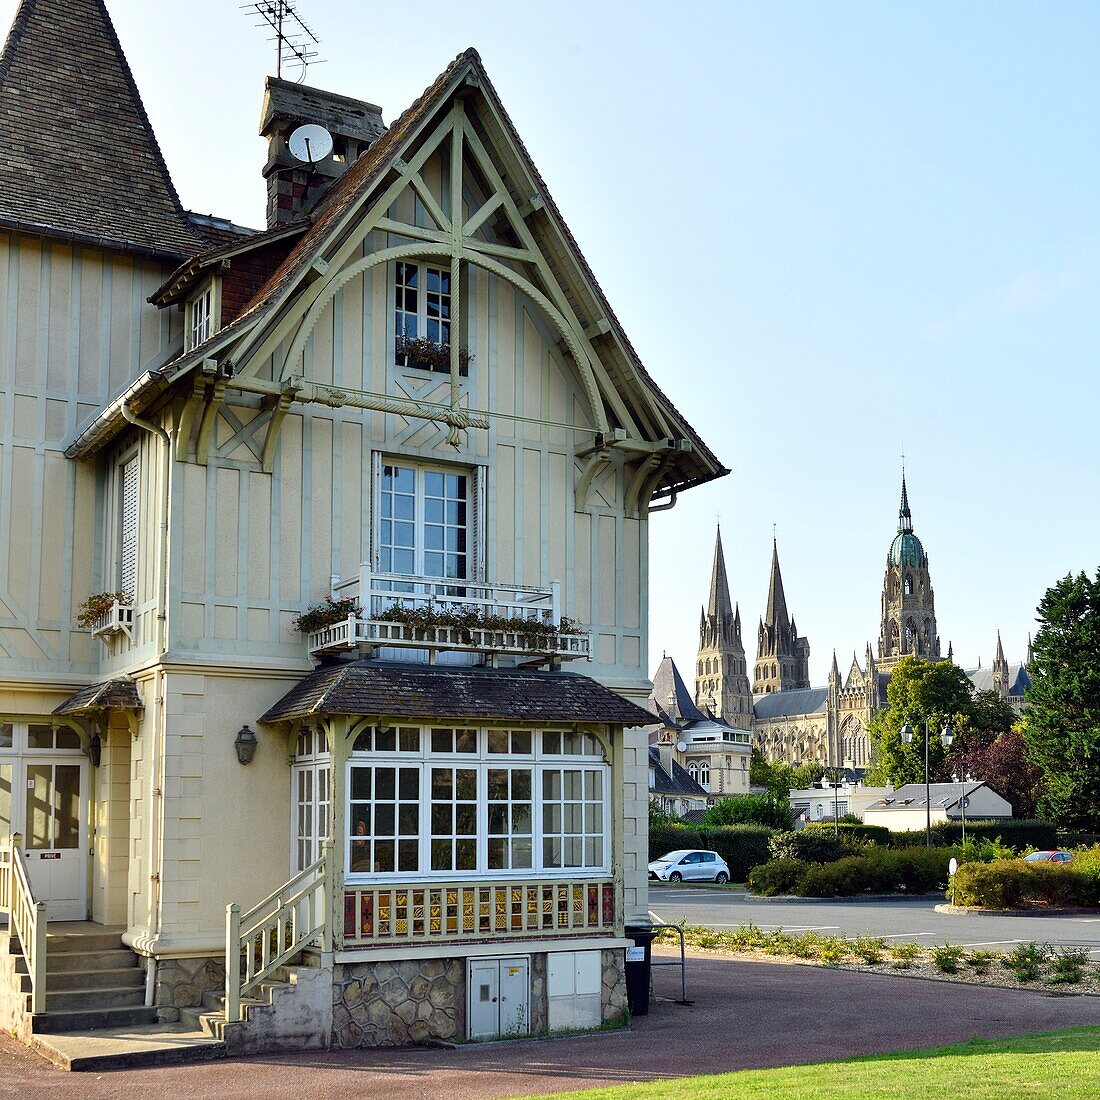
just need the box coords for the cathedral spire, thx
[898,472,913,534]
[994,630,1006,667]
[707,525,733,620]
[764,538,791,635]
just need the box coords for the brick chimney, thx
[260,77,386,228]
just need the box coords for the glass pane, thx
[543,771,561,799]
[543,732,561,755]
[54,766,80,849]
[431,769,452,798]
[352,729,373,753]
[564,771,582,799]
[512,838,533,869]
[399,768,419,799]
[431,805,452,833]
[487,770,508,799]
[351,769,372,799]
[0,724,12,749]
[585,837,600,867]
[487,804,506,833]
[585,771,601,799]
[374,840,395,873]
[27,725,53,749]
[25,765,52,848]
[511,731,532,755]
[456,839,476,870]
[399,727,420,752]
[455,805,477,834]
[0,764,11,837]
[399,804,418,833]
[431,839,452,870]
[587,802,603,832]
[511,803,531,833]
[543,839,560,868]
[455,730,476,754]
[488,730,508,754]
[456,769,477,799]
[350,804,370,835]
[374,804,395,834]
[512,770,531,800]
[398,839,419,871]
[375,769,395,799]
[55,727,81,750]
[544,804,561,833]
[375,727,396,752]
[488,837,506,869]
[431,729,453,753]
[350,840,372,873]
[565,804,583,832]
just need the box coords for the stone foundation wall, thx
[0,937,31,1042]
[154,955,226,1022]
[332,957,464,1048]
[601,947,628,1024]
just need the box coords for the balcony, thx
[90,599,134,643]
[309,567,591,663]
[342,878,615,948]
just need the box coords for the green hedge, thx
[747,847,955,898]
[769,829,845,864]
[649,823,775,881]
[931,819,1058,850]
[951,858,1095,908]
[803,822,891,848]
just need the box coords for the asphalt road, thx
[648,884,1100,955]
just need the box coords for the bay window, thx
[345,726,610,880]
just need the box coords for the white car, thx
[648,849,730,884]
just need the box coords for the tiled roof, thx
[649,656,707,724]
[864,781,991,812]
[966,664,1031,697]
[260,661,657,726]
[0,0,203,258]
[752,687,829,720]
[648,747,709,798]
[53,678,142,715]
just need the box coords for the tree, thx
[866,656,977,785]
[1023,569,1100,828]
[750,748,824,797]
[950,726,1044,818]
[703,793,792,829]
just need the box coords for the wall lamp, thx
[235,725,259,765]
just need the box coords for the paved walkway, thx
[0,951,1096,1099]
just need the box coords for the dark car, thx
[1023,850,1075,863]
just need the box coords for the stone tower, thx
[991,630,1009,701]
[695,527,752,723]
[877,474,940,668]
[753,540,811,694]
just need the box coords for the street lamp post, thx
[900,717,954,848]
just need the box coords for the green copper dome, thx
[889,531,926,567]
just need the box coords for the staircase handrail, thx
[225,840,330,1024]
[0,834,47,1014]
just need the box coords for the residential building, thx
[0,0,724,1053]
[788,784,892,824]
[647,747,709,820]
[862,782,1012,832]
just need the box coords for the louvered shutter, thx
[119,457,139,600]
[370,451,382,571]
[469,465,487,582]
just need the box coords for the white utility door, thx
[19,758,88,921]
[467,956,530,1040]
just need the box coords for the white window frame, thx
[345,725,610,883]
[393,260,459,373]
[184,279,219,352]
[117,451,139,601]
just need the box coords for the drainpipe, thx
[120,404,171,1006]
[648,488,678,513]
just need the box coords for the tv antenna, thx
[242,0,324,82]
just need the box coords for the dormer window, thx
[185,281,218,351]
[394,261,466,375]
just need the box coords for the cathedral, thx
[686,475,1030,773]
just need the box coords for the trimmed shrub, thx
[697,824,775,881]
[704,794,793,830]
[951,858,1091,909]
[801,856,882,897]
[810,822,892,848]
[747,858,809,897]
[648,824,702,864]
[1071,845,1100,901]
[932,819,1058,851]
[769,829,845,864]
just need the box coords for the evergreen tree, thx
[1024,569,1100,828]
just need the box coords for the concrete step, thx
[48,967,144,992]
[29,1023,225,1072]
[46,931,124,954]
[178,1005,227,1041]
[31,1004,159,1034]
[46,948,138,973]
[46,986,145,1013]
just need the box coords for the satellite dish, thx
[288,123,334,165]
[676,741,687,753]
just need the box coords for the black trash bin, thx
[623,923,659,1015]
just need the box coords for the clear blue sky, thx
[9,0,1097,684]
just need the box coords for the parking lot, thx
[648,884,1100,955]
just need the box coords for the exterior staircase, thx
[30,925,155,1034]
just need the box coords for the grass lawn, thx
[530,1027,1100,1099]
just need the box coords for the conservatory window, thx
[346,726,609,880]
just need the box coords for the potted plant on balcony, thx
[395,334,474,374]
[293,596,361,635]
[74,591,129,631]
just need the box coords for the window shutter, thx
[370,451,382,571]
[470,465,487,581]
[119,457,139,600]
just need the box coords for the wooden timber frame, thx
[163,56,702,513]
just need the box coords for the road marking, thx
[876,932,936,939]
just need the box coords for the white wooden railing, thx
[310,567,590,661]
[225,841,331,1023]
[0,835,47,1014]
[342,878,615,947]
[91,599,134,641]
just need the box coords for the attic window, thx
[394,261,466,375]
[185,281,216,351]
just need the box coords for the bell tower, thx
[878,473,940,669]
[695,527,752,723]
[753,539,811,693]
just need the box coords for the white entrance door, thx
[20,758,88,922]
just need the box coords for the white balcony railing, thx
[309,567,591,662]
[91,599,134,642]
[342,878,615,947]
